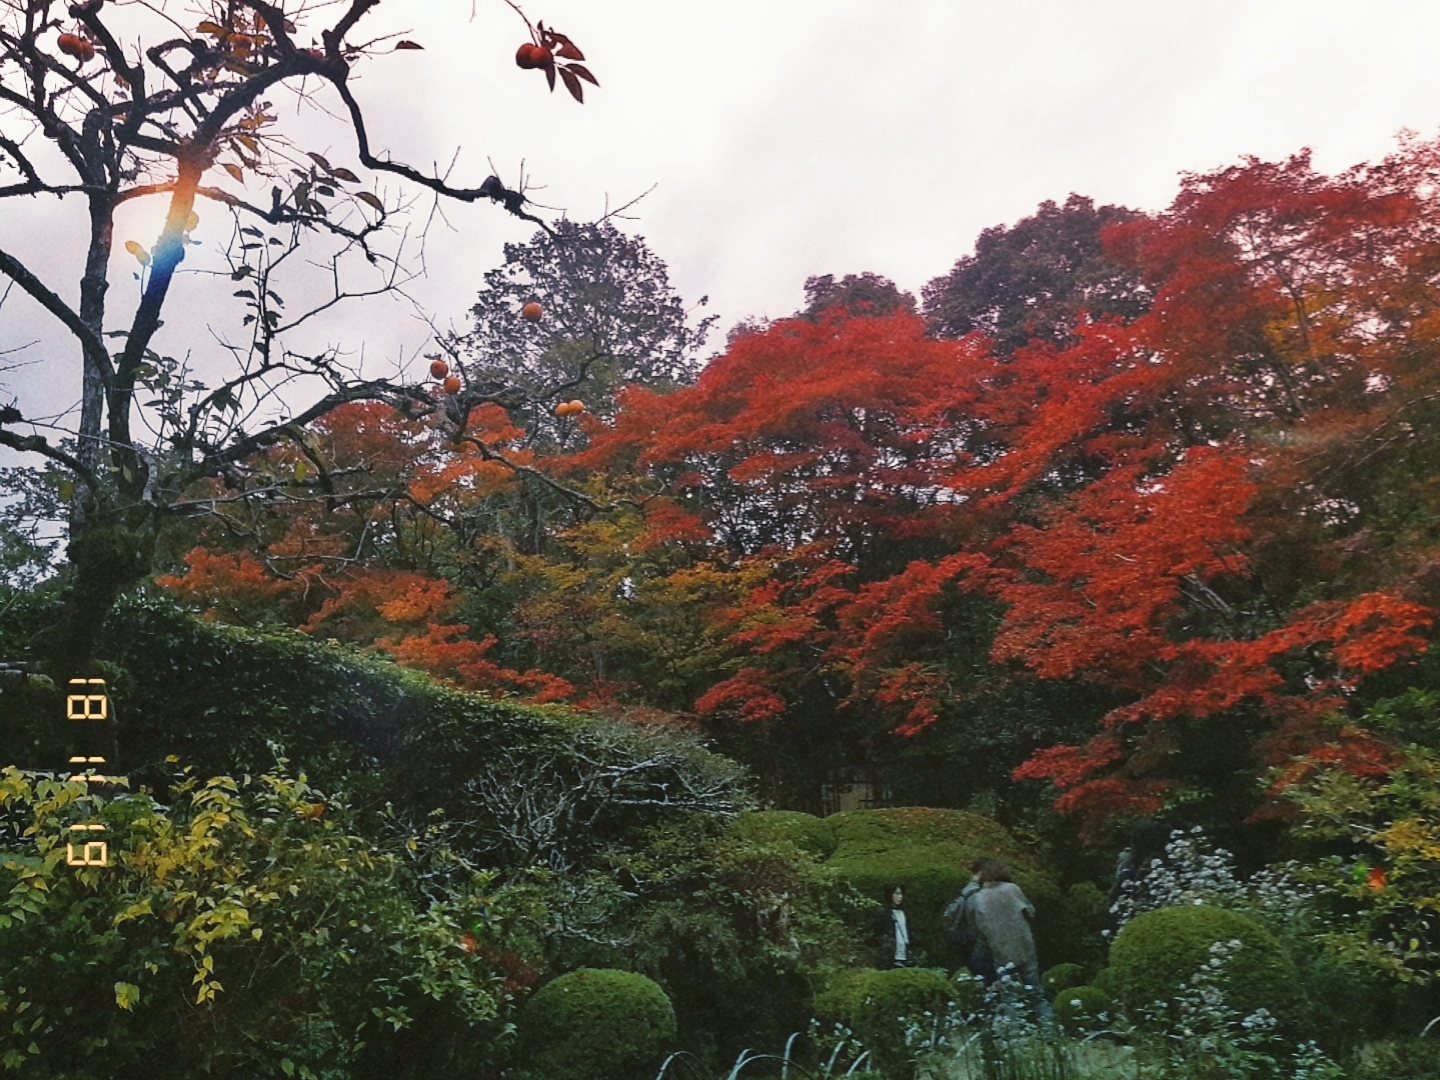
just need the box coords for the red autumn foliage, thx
[154,136,1440,836]
[578,312,983,552]
[693,666,789,722]
[989,447,1255,686]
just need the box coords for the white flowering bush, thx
[1108,828,1320,933]
[1130,940,1344,1080]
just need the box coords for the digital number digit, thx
[66,678,108,720]
[66,824,108,866]
[62,679,119,870]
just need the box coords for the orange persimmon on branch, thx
[500,0,596,102]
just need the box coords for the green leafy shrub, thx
[1291,939,1407,1054]
[1041,962,1086,1000]
[1108,905,1303,1025]
[1092,965,1119,997]
[731,810,838,859]
[1051,985,1116,1034]
[597,816,863,1069]
[825,807,1060,962]
[813,967,879,1028]
[949,969,985,1013]
[0,766,520,1080]
[517,968,676,1080]
[1049,881,1110,968]
[850,967,956,1079]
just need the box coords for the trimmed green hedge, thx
[518,968,676,1080]
[1108,906,1303,1025]
[730,810,838,859]
[82,598,748,869]
[825,807,1060,963]
[1041,963,1087,1000]
[813,967,879,1028]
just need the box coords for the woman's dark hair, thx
[883,883,905,906]
[971,858,1012,884]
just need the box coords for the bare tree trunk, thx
[78,193,113,475]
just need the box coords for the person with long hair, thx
[871,883,913,968]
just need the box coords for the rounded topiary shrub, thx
[517,968,676,1080]
[1041,963,1086,1000]
[825,808,1060,963]
[851,968,957,1080]
[813,967,878,1029]
[1108,906,1302,1025]
[730,810,839,859]
[1092,966,1119,997]
[1052,985,1116,1034]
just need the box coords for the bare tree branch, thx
[0,245,114,392]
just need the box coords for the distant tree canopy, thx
[801,272,917,319]
[922,193,1150,352]
[455,220,715,445]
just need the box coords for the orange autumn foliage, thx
[156,547,312,623]
[569,140,1440,830]
[380,623,573,701]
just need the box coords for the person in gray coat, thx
[962,858,1050,1020]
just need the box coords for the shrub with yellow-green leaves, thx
[1283,736,1440,983]
[0,765,530,1080]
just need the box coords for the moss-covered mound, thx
[851,967,957,1080]
[825,807,1060,963]
[1108,905,1303,1025]
[730,810,839,859]
[518,968,676,1080]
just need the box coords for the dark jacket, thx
[871,905,912,968]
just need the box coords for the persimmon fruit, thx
[567,399,585,414]
[429,358,449,379]
[521,301,543,322]
[442,375,462,395]
[515,43,542,69]
[58,33,93,61]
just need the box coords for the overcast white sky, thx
[5,0,1440,427]
[380,0,1440,332]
